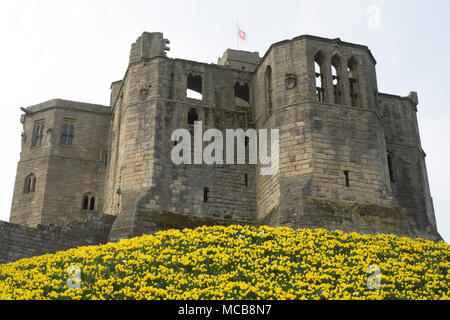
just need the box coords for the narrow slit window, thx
[203,187,209,203]
[344,171,350,187]
[244,174,248,187]
[103,152,108,168]
[265,66,273,113]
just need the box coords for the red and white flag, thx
[236,23,249,49]
[238,28,247,41]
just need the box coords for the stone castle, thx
[3,32,441,262]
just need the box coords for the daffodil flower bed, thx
[0,225,449,300]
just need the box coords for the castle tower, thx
[252,36,438,239]
[10,100,110,227]
[106,33,259,240]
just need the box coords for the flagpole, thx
[236,20,239,49]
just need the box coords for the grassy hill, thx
[0,225,449,300]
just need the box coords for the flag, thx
[238,28,246,41]
[236,22,249,49]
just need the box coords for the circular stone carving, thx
[285,73,297,90]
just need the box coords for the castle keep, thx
[9,32,441,252]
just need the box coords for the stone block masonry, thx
[6,31,442,263]
[0,214,116,264]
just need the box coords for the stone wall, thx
[0,214,116,264]
[379,92,438,237]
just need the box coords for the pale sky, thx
[0,0,449,242]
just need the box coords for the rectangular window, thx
[203,187,209,203]
[61,119,76,145]
[32,120,45,148]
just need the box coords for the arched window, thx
[90,196,96,211]
[32,120,45,148]
[265,66,273,113]
[82,193,96,211]
[24,174,36,193]
[331,54,344,105]
[83,195,89,210]
[348,57,360,107]
[187,108,198,125]
[314,52,325,102]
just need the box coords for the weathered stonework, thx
[7,31,441,261]
[0,214,115,264]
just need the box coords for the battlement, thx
[129,32,170,65]
[218,49,262,72]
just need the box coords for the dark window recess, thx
[344,171,350,187]
[24,174,36,193]
[245,136,249,147]
[188,109,198,125]
[265,66,273,113]
[387,153,396,183]
[90,197,96,211]
[234,82,250,102]
[244,174,248,187]
[349,78,357,107]
[186,73,203,99]
[82,193,96,211]
[103,153,108,168]
[203,187,209,203]
[83,196,89,210]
